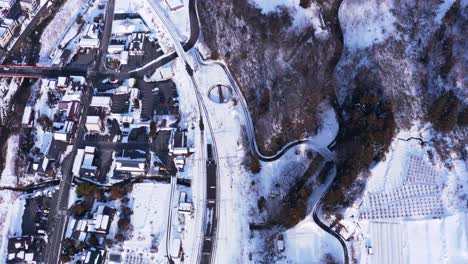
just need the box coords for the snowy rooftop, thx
[111,18,149,36]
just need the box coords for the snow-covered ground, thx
[341,127,468,263]
[338,0,397,50]
[158,0,191,41]
[250,0,328,37]
[0,78,21,124]
[358,212,468,264]
[283,215,344,263]
[110,183,170,263]
[0,135,26,263]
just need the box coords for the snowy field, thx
[342,127,468,264]
[282,215,344,264]
[359,212,468,264]
[116,183,171,263]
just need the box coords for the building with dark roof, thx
[7,236,45,263]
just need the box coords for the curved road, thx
[313,194,349,264]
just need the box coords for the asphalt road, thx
[313,197,349,264]
[43,86,93,264]
[96,0,115,73]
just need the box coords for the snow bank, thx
[283,215,343,263]
[0,135,19,187]
[339,0,397,50]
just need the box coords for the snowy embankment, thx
[38,0,88,65]
[0,135,25,263]
[0,78,21,123]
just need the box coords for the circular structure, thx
[208,84,234,104]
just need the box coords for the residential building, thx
[0,18,17,47]
[79,37,100,49]
[85,116,103,132]
[79,146,98,178]
[82,248,105,264]
[53,120,76,142]
[111,18,148,36]
[90,96,112,113]
[20,0,39,13]
[87,206,116,234]
[7,236,46,263]
[111,149,147,183]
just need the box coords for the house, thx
[169,129,189,155]
[128,33,144,56]
[57,76,68,88]
[87,206,116,234]
[71,219,88,242]
[178,191,192,214]
[7,236,45,263]
[178,202,192,215]
[83,248,105,264]
[80,146,98,178]
[21,105,34,127]
[72,148,86,177]
[0,18,17,47]
[165,0,184,11]
[90,96,112,113]
[41,139,67,174]
[85,116,103,133]
[53,120,76,142]
[20,0,39,13]
[111,18,148,36]
[83,22,99,39]
[107,44,125,54]
[111,149,147,183]
[79,37,100,49]
[67,101,80,121]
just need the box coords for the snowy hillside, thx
[0,78,21,124]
